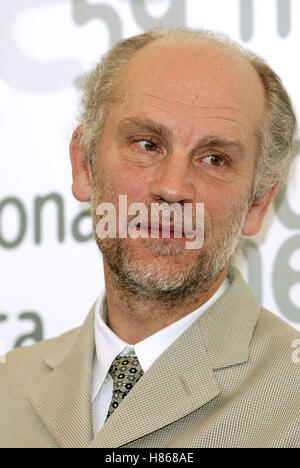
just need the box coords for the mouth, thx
[137,222,195,240]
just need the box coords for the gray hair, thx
[78,27,297,201]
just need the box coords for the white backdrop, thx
[0,0,299,355]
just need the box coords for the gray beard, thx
[90,163,251,303]
[92,197,249,303]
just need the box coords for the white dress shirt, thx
[92,279,229,435]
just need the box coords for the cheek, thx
[96,144,152,202]
[110,164,149,200]
[111,169,147,202]
[203,186,249,223]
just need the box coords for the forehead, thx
[110,38,266,143]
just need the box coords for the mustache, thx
[126,202,204,234]
[91,193,207,240]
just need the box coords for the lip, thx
[138,222,195,239]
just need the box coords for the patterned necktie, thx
[106,354,144,419]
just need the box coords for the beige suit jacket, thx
[0,269,299,448]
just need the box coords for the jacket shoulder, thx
[251,306,300,377]
[0,326,80,397]
[257,307,299,341]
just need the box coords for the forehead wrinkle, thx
[143,93,242,113]
[145,103,179,116]
[195,116,244,124]
[135,104,245,135]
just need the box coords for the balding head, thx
[113,35,266,151]
[79,27,296,200]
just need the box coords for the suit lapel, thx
[199,268,261,370]
[28,307,96,448]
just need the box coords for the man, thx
[0,27,299,448]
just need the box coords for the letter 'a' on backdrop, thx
[0,0,299,351]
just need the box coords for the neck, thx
[103,262,229,344]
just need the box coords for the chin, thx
[139,238,187,257]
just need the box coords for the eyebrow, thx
[196,136,246,156]
[118,117,245,156]
[118,117,172,141]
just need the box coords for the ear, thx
[242,182,279,236]
[69,126,91,202]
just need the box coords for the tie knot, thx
[109,354,143,380]
[107,354,144,418]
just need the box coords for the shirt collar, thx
[92,294,128,400]
[92,279,228,401]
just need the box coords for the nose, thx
[149,155,195,204]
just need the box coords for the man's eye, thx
[135,140,159,152]
[202,154,225,167]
